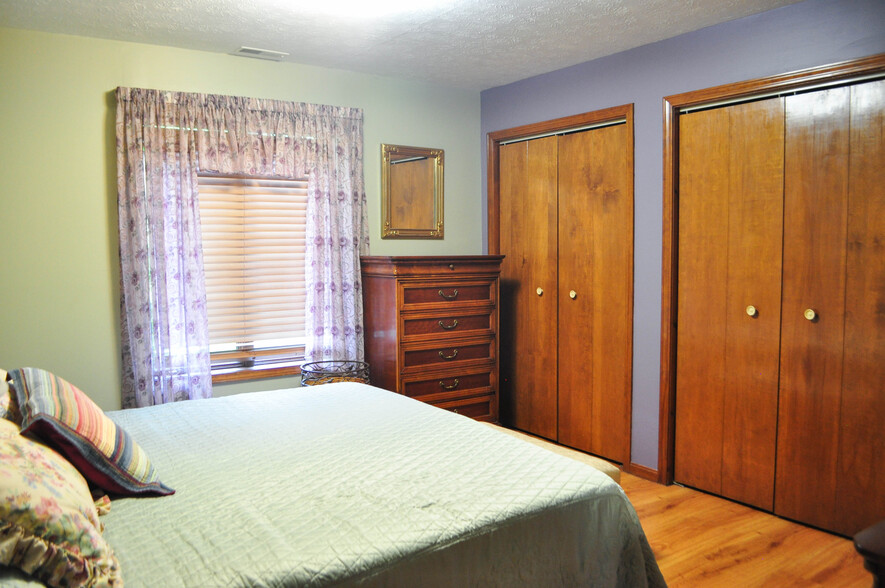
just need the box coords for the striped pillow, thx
[8,367,173,497]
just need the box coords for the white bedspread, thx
[2,383,665,587]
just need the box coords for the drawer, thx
[402,309,494,341]
[431,394,496,421]
[401,368,493,399]
[402,338,495,372]
[401,279,495,308]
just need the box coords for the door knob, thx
[804,308,817,321]
[746,305,757,317]
[536,287,544,296]
[569,290,577,299]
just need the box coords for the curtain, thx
[116,88,368,408]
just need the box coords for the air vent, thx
[232,47,289,61]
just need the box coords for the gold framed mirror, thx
[381,144,444,239]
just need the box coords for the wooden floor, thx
[619,473,871,587]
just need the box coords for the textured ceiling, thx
[1,0,800,90]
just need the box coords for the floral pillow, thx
[0,418,122,587]
[9,367,173,497]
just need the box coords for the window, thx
[197,174,308,382]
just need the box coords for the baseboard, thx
[623,462,659,482]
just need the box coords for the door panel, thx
[835,79,885,536]
[720,98,784,511]
[557,124,632,463]
[776,87,851,531]
[675,107,730,493]
[498,137,559,440]
[675,98,784,505]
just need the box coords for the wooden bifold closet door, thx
[675,78,885,536]
[497,117,633,466]
[499,135,559,441]
[675,97,784,511]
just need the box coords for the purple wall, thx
[480,0,885,471]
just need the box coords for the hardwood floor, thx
[619,473,870,587]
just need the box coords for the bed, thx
[1,378,665,587]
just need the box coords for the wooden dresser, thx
[361,256,503,421]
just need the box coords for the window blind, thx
[197,174,308,352]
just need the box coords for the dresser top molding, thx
[360,255,505,278]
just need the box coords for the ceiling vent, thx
[232,47,289,61]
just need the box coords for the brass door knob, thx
[804,308,817,321]
[569,290,577,300]
[746,305,757,317]
[536,287,544,296]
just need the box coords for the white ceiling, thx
[1,0,800,90]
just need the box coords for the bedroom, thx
[1,0,884,585]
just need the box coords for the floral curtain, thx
[116,88,368,408]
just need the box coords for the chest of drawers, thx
[361,256,503,421]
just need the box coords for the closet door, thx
[498,137,559,440]
[836,79,885,535]
[776,87,851,532]
[777,79,885,535]
[556,124,633,464]
[675,98,784,509]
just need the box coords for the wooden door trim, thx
[487,104,633,256]
[659,53,885,485]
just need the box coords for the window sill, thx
[211,362,302,384]
[210,344,304,384]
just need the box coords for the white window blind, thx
[197,174,308,360]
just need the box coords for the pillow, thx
[9,367,173,497]
[0,368,22,425]
[0,418,122,587]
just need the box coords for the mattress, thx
[1,383,665,587]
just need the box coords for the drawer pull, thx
[438,319,459,330]
[438,289,459,300]
[439,378,460,390]
[439,349,459,360]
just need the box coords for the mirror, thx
[381,144,444,239]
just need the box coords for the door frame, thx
[487,104,638,470]
[658,53,885,485]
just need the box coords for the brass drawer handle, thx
[439,349,459,360]
[438,319,459,330]
[438,289,459,300]
[439,378,460,390]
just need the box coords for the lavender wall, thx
[480,0,885,471]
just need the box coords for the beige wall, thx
[0,27,482,410]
